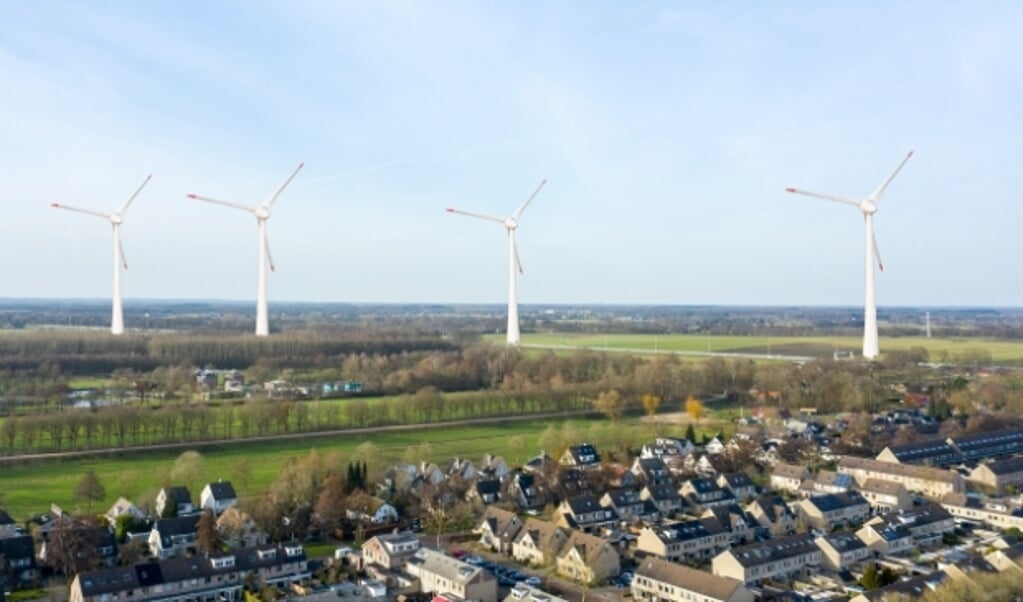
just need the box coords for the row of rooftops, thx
[879,426,1023,466]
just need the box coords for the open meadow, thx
[0,414,725,521]
[511,333,1023,364]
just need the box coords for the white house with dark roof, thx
[200,481,238,515]
[633,557,753,602]
[746,495,798,537]
[711,533,822,586]
[816,533,870,571]
[155,486,193,517]
[600,489,647,523]
[468,479,502,505]
[362,531,421,570]
[702,505,759,546]
[631,457,672,486]
[798,491,870,531]
[641,484,684,516]
[148,515,200,559]
[555,495,618,533]
[856,522,914,556]
[680,477,736,511]
[559,443,601,469]
[717,473,757,503]
[838,456,964,499]
[635,518,729,564]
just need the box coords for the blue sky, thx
[1,1,1020,306]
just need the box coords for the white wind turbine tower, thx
[187,163,303,337]
[51,175,151,335]
[447,179,546,345]
[786,151,913,360]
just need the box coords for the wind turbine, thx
[187,163,303,337]
[786,151,913,360]
[51,175,151,335]
[447,179,546,345]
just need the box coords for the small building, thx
[200,481,238,515]
[155,486,193,517]
[632,556,754,602]
[746,495,798,537]
[406,548,498,602]
[555,495,618,534]
[857,479,913,514]
[635,518,730,564]
[475,506,524,554]
[680,477,736,511]
[554,530,620,586]
[816,533,870,571]
[361,531,421,570]
[798,491,870,531]
[512,519,569,568]
[712,533,822,586]
[771,463,810,494]
[717,473,757,503]
[559,443,601,470]
[969,456,1023,492]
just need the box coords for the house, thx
[104,498,146,524]
[0,535,38,587]
[876,440,961,466]
[635,518,729,564]
[468,479,503,505]
[148,515,200,559]
[478,454,510,480]
[680,477,735,511]
[512,519,569,567]
[798,491,870,531]
[447,457,477,481]
[346,494,398,525]
[641,484,684,517]
[554,530,620,585]
[155,486,193,517]
[559,443,601,470]
[712,533,822,586]
[641,437,695,460]
[475,506,524,554]
[361,531,421,570]
[504,583,569,602]
[632,557,754,602]
[69,543,309,602]
[771,463,810,494]
[746,495,798,537]
[816,533,870,571]
[507,472,544,511]
[969,456,1023,492]
[216,507,267,549]
[856,522,914,556]
[0,510,16,538]
[632,457,672,486]
[940,492,1023,531]
[600,489,647,523]
[406,548,498,602]
[555,495,618,533]
[848,571,947,602]
[701,505,759,546]
[200,481,238,515]
[857,479,913,514]
[838,456,964,499]
[717,473,757,503]
[39,524,117,568]
[863,503,954,546]
[801,470,854,496]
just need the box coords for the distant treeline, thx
[0,330,455,375]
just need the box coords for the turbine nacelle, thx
[504,217,518,230]
[859,200,877,215]
[254,206,271,220]
[109,214,124,225]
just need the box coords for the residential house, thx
[554,530,620,585]
[641,484,684,517]
[816,533,870,571]
[406,548,498,602]
[798,491,870,531]
[468,479,502,505]
[940,493,1023,531]
[632,457,672,486]
[478,454,510,480]
[952,428,1023,463]
[838,456,964,499]
[447,457,477,482]
[475,507,524,554]
[632,557,754,602]
[0,510,16,538]
[200,481,238,515]
[555,495,618,533]
[39,525,116,568]
[702,505,759,546]
[640,437,694,461]
[69,544,309,602]
[559,444,601,470]
[801,470,854,497]
[863,503,954,547]
[771,463,810,494]
[148,515,200,559]
[0,535,38,588]
[856,522,914,556]
[712,533,822,586]
[857,479,913,514]
[876,440,961,466]
[848,572,947,602]
[104,498,146,524]
[523,452,554,474]
[155,487,193,517]
[512,519,569,568]
[718,473,757,503]
[507,472,544,511]
[635,518,729,564]
[504,583,569,602]
[680,477,735,511]
[361,531,421,570]
[216,507,267,549]
[969,456,1023,492]
[746,495,798,537]
[346,494,399,525]
[600,489,647,523]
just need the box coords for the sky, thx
[1,1,1020,307]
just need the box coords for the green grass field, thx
[509,333,1023,363]
[0,415,722,521]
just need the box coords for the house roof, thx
[478,506,522,540]
[644,484,682,502]
[162,486,192,504]
[726,533,819,568]
[703,504,756,532]
[559,530,615,564]
[565,443,600,465]
[874,502,952,529]
[858,479,906,496]
[475,479,502,496]
[604,489,642,508]
[514,518,566,551]
[805,491,868,513]
[649,517,724,544]
[204,481,237,501]
[636,556,746,601]
[882,440,959,464]
[719,472,756,489]
[814,470,853,488]
[839,456,961,484]
[819,532,867,553]
[154,515,201,538]
[635,457,668,473]
[687,477,724,494]
[0,535,35,564]
[748,495,797,522]
[564,494,603,515]
[976,455,1023,477]
[772,463,808,480]
[408,548,488,585]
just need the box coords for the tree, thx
[170,450,205,494]
[73,468,106,512]
[686,395,704,420]
[196,509,223,554]
[684,423,696,444]
[641,394,662,417]
[593,389,626,423]
[46,515,103,577]
[314,473,348,531]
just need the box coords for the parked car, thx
[524,577,542,587]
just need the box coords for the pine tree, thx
[685,423,696,444]
[73,468,106,512]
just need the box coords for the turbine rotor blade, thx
[512,178,547,220]
[264,227,276,272]
[868,150,914,203]
[50,203,111,219]
[263,162,304,209]
[186,194,256,213]
[784,188,861,207]
[119,174,152,215]
[445,208,506,223]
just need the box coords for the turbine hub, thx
[859,200,877,215]
[254,207,271,220]
[504,217,518,229]
[109,214,123,225]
